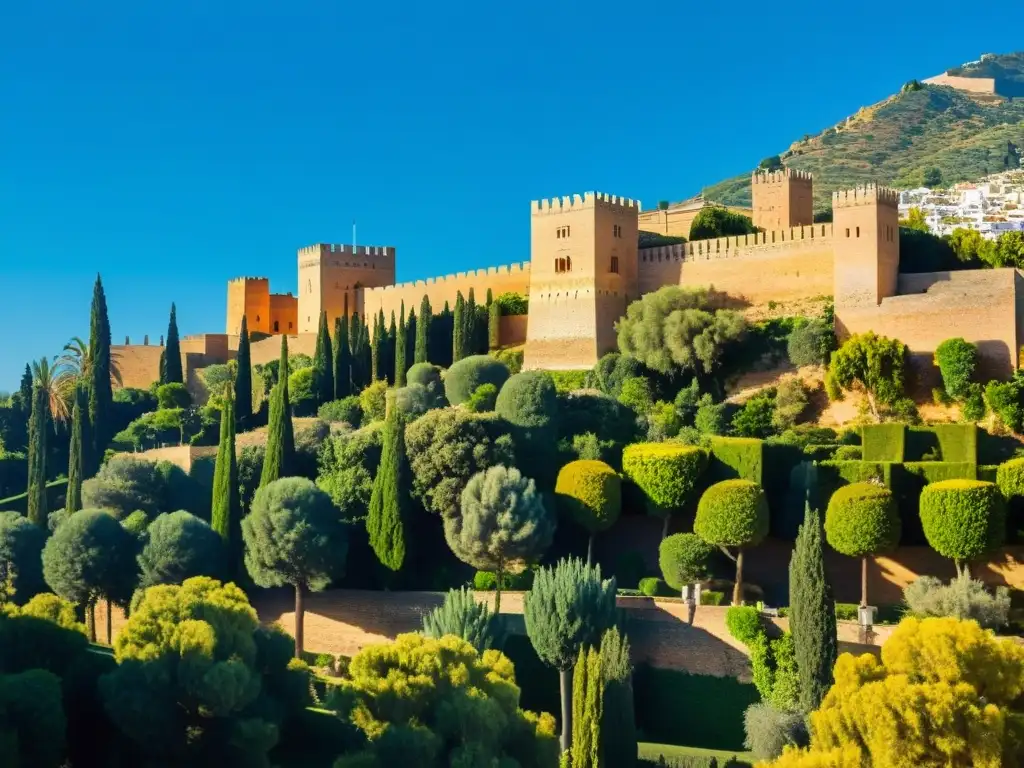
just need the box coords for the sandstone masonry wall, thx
[923,73,999,94]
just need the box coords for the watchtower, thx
[751,169,814,231]
[523,192,640,370]
[297,243,397,334]
[832,184,900,310]
[226,277,271,336]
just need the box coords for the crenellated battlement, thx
[832,184,899,209]
[298,243,396,259]
[752,168,813,185]
[228,276,269,285]
[362,262,531,296]
[531,192,641,216]
[639,223,834,265]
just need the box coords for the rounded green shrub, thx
[694,480,769,549]
[407,362,443,390]
[920,479,1006,565]
[317,396,362,425]
[638,577,672,597]
[622,443,708,513]
[555,460,621,534]
[725,605,763,645]
[444,355,510,406]
[659,532,715,591]
[997,458,1024,499]
[495,371,558,428]
[832,445,862,461]
[156,382,191,410]
[824,482,901,558]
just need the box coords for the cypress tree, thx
[789,503,838,712]
[349,312,364,390]
[488,299,501,350]
[395,302,408,387]
[406,309,417,375]
[211,389,241,574]
[88,275,112,473]
[453,292,465,363]
[386,310,397,384]
[570,646,603,768]
[163,303,183,384]
[66,387,85,514]
[17,365,32,414]
[367,400,408,572]
[235,315,253,430]
[313,311,334,405]
[355,319,372,391]
[599,627,637,768]
[415,295,431,364]
[260,336,296,486]
[466,288,478,356]
[334,315,351,399]
[371,312,385,382]
[27,375,48,527]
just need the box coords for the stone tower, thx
[226,277,271,335]
[751,169,814,231]
[523,192,640,370]
[296,244,397,334]
[832,184,900,315]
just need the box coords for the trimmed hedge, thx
[919,479,1006,565]
[555,459,621,533]
[906,424,977,463]
[998,458,1024,499]
[861,424,905,462]
[708,437,763,484]
[824,482,901,557]
[694,480,769,549]
[623,443,708,514]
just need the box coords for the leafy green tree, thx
[496,370,559,484]
[694,480,770,605]
[732,390,777,438]
[825,482,901,606]
[523,557,617,753]
[26,367,48,527]
[934,338,977,400]
[689,207,757,241]
[922,166,943,188]
[787,318,835,367]
[617,286,746,376]
[0,668,68,768]
[88,275,113,472]
[100,577,302,765]
[617,376,654,415]
[260,335,296,486]
[993,231,1024,269]
[333,633,558,768]
[235,314,253,429]
[313,310,334,406]
[622,443,708,539]
[789,504,838,712]
[359,379,388,423]
[405,407,515,517]
[421,586,504,652]
[556,460,621,564]
[920,480,1006,575]
[66,388,85,513]
[156,382,190,409]
[825,332,908,421]
[446,465,554,613]
[42,509,137,640]
[985,372,1024,432]
[368,404,409,573]
[211,391,240,574]
[599,627,637,768]
[0,511,47,603]
[287,367,316,417]
[658,533,714,595]
[243,477,348,656]
[334,313,351,399]
[138,510,226,587]
[415,295,431,364]
[444,354,510,405]
[759,155,782,171]
[395,302,408,387]
[81,455,166,518]
[316,423,382,520]
[899,207,930,232]
[162,303,183,384]
[570,645,602,768]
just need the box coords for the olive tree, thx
[920,480,1006,576]
[445,465,555,613]
[242,477,349,656]
[825,332,909,421]
[694,480,769,606]
[523,557,617,754]
[824,482,901,607]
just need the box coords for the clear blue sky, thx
[0,2,1017,389]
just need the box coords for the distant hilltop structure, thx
[114,170,1024,396]
[923,52,1024,99]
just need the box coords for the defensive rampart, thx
[923,73,999,94]
[359,262,531,331]
[638,224,835,304]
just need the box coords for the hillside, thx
[703,52,1024,211]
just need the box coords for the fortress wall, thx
[923,73,998,94]
[269,294,298,334]
[248,333,318,366]
[498,314,528,348]
[638,225,835,304]
[638,203,753,238]
[359,262,531,334]
[523,283,607,370]
[837,268,1021,377]
[114,344,165,390]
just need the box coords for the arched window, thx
[610,256,619,274]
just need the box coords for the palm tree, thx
[54,336,122,403]
[31,358,68,423]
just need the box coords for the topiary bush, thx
[725,605,763,645]
[919,479,1007,571]
[658,533,715,593]
[934,338,978,400]
[444,355,510,406]
[824,481,901,606]
[694,480,769,605]
[638,577,673,597]
[555,460,621,560]
[623,443,708,537]
[465,382,498,412]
